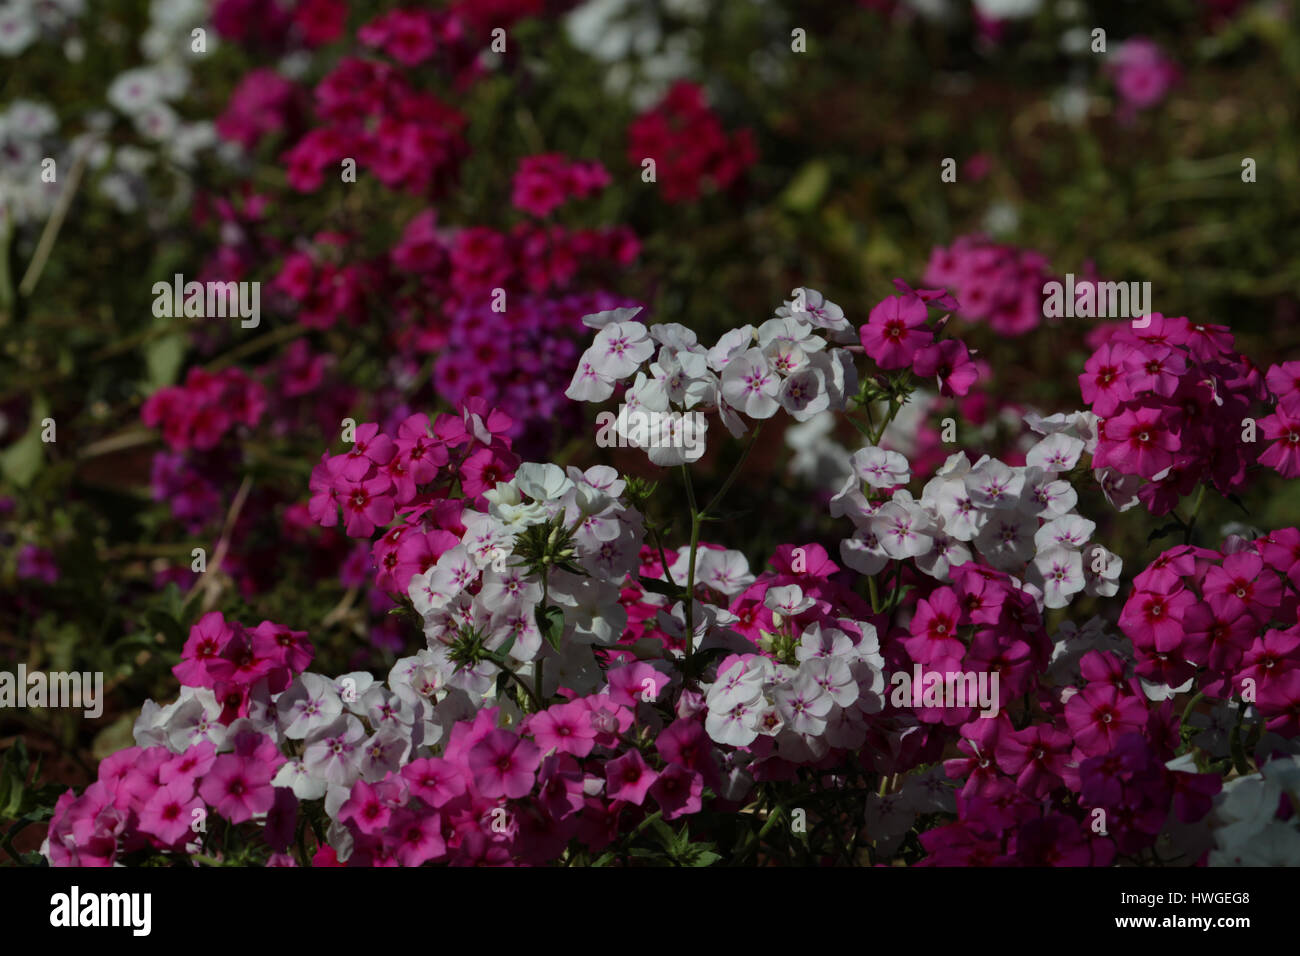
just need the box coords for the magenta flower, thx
[860,293,932,370]
[467,730,542,799]
[649,763,703,819]
[137,780,204,847]
[605,749,658,805]
[197,754,278,824]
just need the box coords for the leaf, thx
[0,396,49,489]
[691,850,722,867]
[636,575,681,599]
[145,329,186,390]
[1147,522,1182,545]
[780,160,830,214]
[535,605,565,652]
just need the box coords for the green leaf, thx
[780,160,831,214]
[535,605,565,652]
[145,329,186,390]
[0,396,49,488]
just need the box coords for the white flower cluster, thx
[701,593,888,760]
[1206,755,1300,865]
[103,0,215,163]
[0,0,82,57]
[566,289,858,466]
[834,411,1122,609]
[0,99,61,227]
[407,463,645,696]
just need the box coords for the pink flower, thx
[1109,38,1179,111]
[605,749,658,805]
[860,294,932,370]
[138,780,204,846]
[650,763,704,819]
[198,754,279,824]
[1095,406,1182,479]
[912,338,979,397]
[528,701,598,757]
[1259,408,1300,478]
[467,730,542,799]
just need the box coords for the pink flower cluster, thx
[1120,536,1300,736]
[1259,361,1300,478]
[923,235,1104,337]
[512,153,611,218]
[626,82,757,204]
[141,367,267,452]
[45,610,313,866]
[308,400,521,594]
[859,284,981,397]
[1083,314,1267,514]
[282,55,467,195]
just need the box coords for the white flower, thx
[780,287,850,335]
[1018,466,1078,519]
[277,673,345,740]
[107,68,165,114]
[1025,432,1085,473]
[273,758,328,801]
[777,367,830,421]
[927,479,986,541]
[4,100,57,139]
[914,531,972,581]
[720,348,781,418]
[565,351,617,403]
[303,716,366,787]
[707,326,755,372]
[765,584,815,617]
[134,102,179,141]
[697,548,756,597]
[164,687,226,752]
[772,671,832,735]
[973,513,1038,570]
[851,445,911,489]
[1082,543,1123,597]
[841,526,890,575]
[870,499,936,559]
[0,6,37,57]
[1032,546,1085,609]
[964,459,1025,510]
[580,305,643,329]
[589,320,654,379]
[800,657,859,707]
[1096,467,1141,512]
[515,462,574,502]
[1034,514,1096,552]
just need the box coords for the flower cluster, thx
[512,153,611,219]
[836,415,1121,605]
[923,236,1104,337]
[626,81,757,204]
[859,284,981,397]
[1082,314,1268,514]
[281,55,467,196]
[566,288,857,464]
[1119,533,1300,734]
[141,366,266,452]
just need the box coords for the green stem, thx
[1183,484,1208,545]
